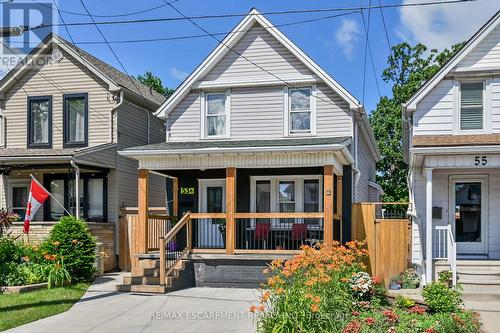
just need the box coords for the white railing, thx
[434,225,457,287]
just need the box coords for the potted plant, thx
[400,268,420,289]
[211,218,226,247]
[0,208,19,237]
[438,270,453,288]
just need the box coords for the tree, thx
[136,71,174,98]
[369,42,464,202]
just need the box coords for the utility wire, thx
[77,0,155,111]
[6,11,360,46]
[30,0,477,30]
[377,0,393,57]
[360,10,382,101]
[31,0,177,18]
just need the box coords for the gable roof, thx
[156,8,362,118]
[404,10,500,112]
[0,33,166,107]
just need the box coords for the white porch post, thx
[0,172,7,209]
[425,167,433,284]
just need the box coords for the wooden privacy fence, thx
[352,202,411,287]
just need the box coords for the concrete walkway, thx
[463,292,500,333]
[6,273,257,333]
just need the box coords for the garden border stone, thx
[0,282,48,294]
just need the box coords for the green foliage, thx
[47,260,71,288]
[369,42,464,202]
[136,71,174,98]
[438,270,453,283]
[0,208,20,237]
[400,268,420,289]
[394,295,415,309]
[42,216,96,281]
[423,282,463,313]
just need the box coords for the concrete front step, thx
[116,284,168,294]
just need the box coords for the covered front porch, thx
[119,138,352,271]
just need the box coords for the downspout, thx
[352,107,363,202]
[110,90,124,143]
[70,160,80,219]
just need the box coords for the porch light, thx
[0,26,28,37]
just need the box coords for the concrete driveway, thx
[6,273,258,333]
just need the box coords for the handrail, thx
[164,212,191,242]
[435,225,457,287]
[234,212,324,219]
[148,214,173,220]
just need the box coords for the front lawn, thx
[0,283,89,331]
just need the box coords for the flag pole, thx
[30,174,73,217]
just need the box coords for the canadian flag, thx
[24,178,50,234]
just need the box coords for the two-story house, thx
[0,33,167,270]
[118,9,380,292]
[403,11,500,289]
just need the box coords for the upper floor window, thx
[203,91,229,138]
[286,86,316,136]
[64,93,88,147]
[27,96,52,148]
[460,82,484,131]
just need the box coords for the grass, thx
[0,283,89,332]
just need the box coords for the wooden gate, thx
[352,203,411,287]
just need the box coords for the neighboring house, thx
[0,33,166,270]
[118,9,380,292]
[403,11,500,287]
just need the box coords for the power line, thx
[31,0,178,18]
[377,0,393,57]
[77,0,155,111]
[360,10,382,101]
[30,0,477,30]
[5,11,360,46]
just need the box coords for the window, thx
[460,82,484,131]
[27,96,52,148]
[64,93,88,147]
[289,87,312,134]
[278,181,296,213]
[304,180,320,225]
[204,92,229,138]
[10,184,28,221]
[44,173,107,222]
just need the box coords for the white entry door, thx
[449,176,488,255]
[198,179,225,248]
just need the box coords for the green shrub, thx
[0,237,20,264]
[394,294,415,308]
[42,216,96,281]
[439,270,453,284]
[423,282,463,312]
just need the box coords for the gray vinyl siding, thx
[76,145,117,168]
[3,49,112,149]
[167,85,352,141]
[455,23,500,71]
[116,101,166,208]
[200,24,317,84]
[356,133,376,203]
[414,80,455,136]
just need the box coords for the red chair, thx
[255,222,271,249]
[291,223,308,249]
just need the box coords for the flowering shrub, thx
[251,241,480,333]
[0,208,19,237]
[349,271,373,299]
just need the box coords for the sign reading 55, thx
[474,156,487,166]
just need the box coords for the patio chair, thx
[254,222,271,249]
[291,223,308,249]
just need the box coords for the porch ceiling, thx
[120,137,352,173]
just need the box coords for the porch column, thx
[425,168,433,284]
[336,175,343,242]
[172,177,179,217]
[226,167,236,255]
[138,169,149,254]
[324,165,334,246]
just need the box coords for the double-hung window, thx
[64,93,88,147]
[287,87,315,135]
[204,92,229,138]
[460,82,484,131]
[27,96,52,148]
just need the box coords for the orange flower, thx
[52,241,60,246]
[72,239,79,244]
[261,291,270,302]
[249,305,258,313]
[310,303,319,313]
[258,304,265,312]
[275,287,284,295]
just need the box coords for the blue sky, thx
[6,0,499,113]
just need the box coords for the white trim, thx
[448,174,488,255]
[7,179,30,212]
[284,86,317,137]
[405,11,500,111]
[454,80,490,134]
[195,78,318,89]
[155,8,361,118]
[201,89,231,140]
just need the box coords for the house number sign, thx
[180,187,195,195]
[474,156,487,166]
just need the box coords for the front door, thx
[198,179,225,248]
[449,177,488,255]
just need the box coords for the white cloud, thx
[335,18,362,61]
[398,0,498,50]
[169,67,188,81]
